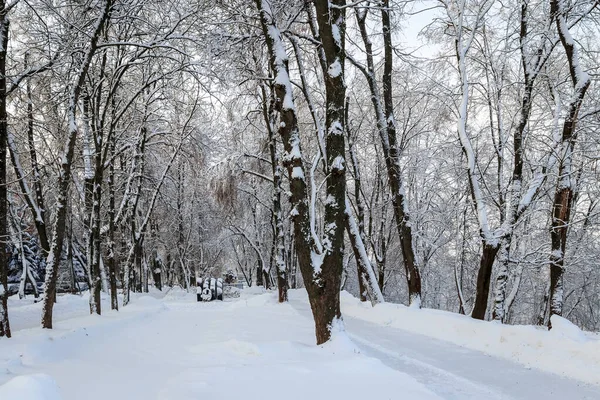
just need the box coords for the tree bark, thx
[472,243,500,319]
[311,0,347,343]
[381,0,422,306]
[263,85,288,302]
[345,101,367,302]
[352,4,421,305]
[492,0,551,322]
[6,52,50,258]
[41,0,112,329]
[107,125,118,309]
[0,3,11,337]
[547,0,591,327]
[256,0,346,344]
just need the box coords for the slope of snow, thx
[324,290,600,386]
[0,288,440,400]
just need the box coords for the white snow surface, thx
[0,374,62,400]
[0,289,438,400]
[1,288,599,399]
[331,290,600,387]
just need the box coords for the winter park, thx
[1,0,600,399]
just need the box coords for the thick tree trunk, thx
[90,157,103,313]
[492,238,511,321]
[255,262,263,287]
[256,0,346,344]
[312,0,347,342]
[151,225,162,291]
[27,68,49,254]
[123,126,146,305]
[471,243,500,319]
[451,0,496,320]
[492,2,546,322]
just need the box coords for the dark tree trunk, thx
[151,225,162,291]
[0,6,11,337]
[83,94,102,315]
[134,236,143,294]
[353,4,421,305]
[123,125,147,305]
[90,148,103,313]
[107,132,118,309]
[312,0,347,343]
[27,69,49,254]
[381,1,421,305]
[6,53,50,259]
[472,243,500,320]
[90,45,110,313]
[41,0,112,329]
[547,0,591,327]
[256,261,263,287]
[256,0,346,344]
[260,81,288,302]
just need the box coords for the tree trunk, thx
[311,0,347,343]
[41,0,112,329]
[260,81,288,302]
[381,0,422,306]
[107,133,119,309]
[256,261,263,287]
[6,52,50,258]
[256,0,346,344]
[547,0,591,327]
[353,4,421,305]
[472,243,500,320]
[492,238,511,321]
[345,101,368,302]
[151,225,162,292]
[83,95,102,315]
[492,2,547,322]
[0,3,11,338]
[345,200,384,305]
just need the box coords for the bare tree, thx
[547,0,592,326]
[42,0,113,329]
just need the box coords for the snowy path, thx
[288,295,600,400]
[0,290,440,400]
[1,289,599,400]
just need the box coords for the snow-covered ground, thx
[332,291,600,386]
[1,288,599,399]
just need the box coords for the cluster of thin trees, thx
[0,0,215,338]
[0,0,599,345]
